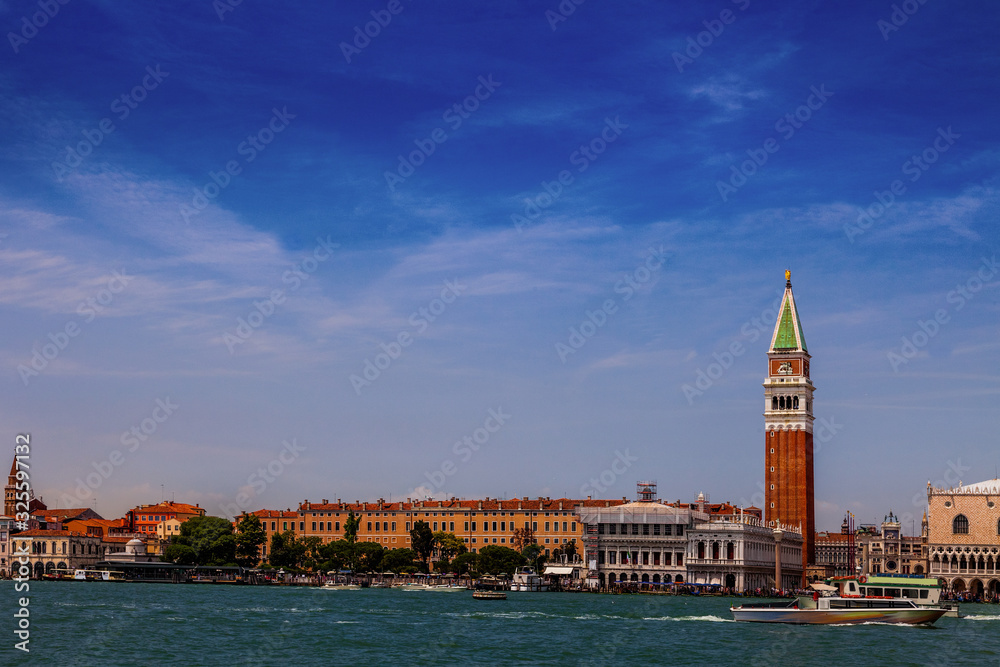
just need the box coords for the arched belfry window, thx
[772,397,778,410]
[953,514,969,534]
[793,396,799,409]
[779,396,785,409]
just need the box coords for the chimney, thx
[559,501,563,510]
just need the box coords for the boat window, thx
[920,590,928,599]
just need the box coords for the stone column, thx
[773,528,784,591]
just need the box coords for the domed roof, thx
[126,538,144,547]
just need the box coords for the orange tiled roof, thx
[42,508,97,521]
[14,529,95,538]
[130,501,205,516]
[250,509,299,519]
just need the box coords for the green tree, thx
[477,545,526,576]
[451,551,479,576]
[355,542,385,572]
[300,536,324,570]
[381,548,417,573]
[235,514,266,568]
[318,539,353,572]
[512,526,535,551]
[162,543,197,565]
[169,515,236,565]
[522,543,544,571]
[410,520,435,567]
[433,531,466,560]
[562,540,577,560]
[344,510,360,543]
[268,530,306,569]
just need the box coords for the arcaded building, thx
[927,478,1000,597]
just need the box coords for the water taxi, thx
[731,578,947,625]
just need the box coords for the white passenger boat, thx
[511,566,548,592]
[731,578,947,625]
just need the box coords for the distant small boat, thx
[427,584,466,591]
[323,576,361,590]
[473,590,506,600]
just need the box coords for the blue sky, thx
[1,0,997,532]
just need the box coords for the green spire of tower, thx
[770,271,808,352]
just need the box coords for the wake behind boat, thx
[731,578,946,625]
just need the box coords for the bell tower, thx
[764,270,815,570]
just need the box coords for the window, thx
[367,522,372,531]
[608,551,616,564]
[465,522,469,531]
[532,522,537,531]
[608,524,616,535]
[472,522,477,531]
[392,522,396,531]
[283,522,287,531]
[953,515,969,534]
[311,522,317,531]
[545,522,550,531]
[500,522,505,531]
[450,522,454,531]
[336,522,340,531]
[563,522,568,532]
[571,522,576,531]
[676,554,682,566]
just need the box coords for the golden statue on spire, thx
[785,270,791,282]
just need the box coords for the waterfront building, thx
[41,507,103,524]
[126,501,206,536]
[156,517,183,541]
[13,529,103,576]
[763,271,816,573]
[858,511,927,577]
[814,519,854,577]
[686,514,803,591]
[0,515,11,577]
[926,478,1000,597]
[293,496,606,556]
[578,483,701,588]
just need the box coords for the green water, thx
[5,582,998,665]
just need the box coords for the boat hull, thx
[730,607,947,625]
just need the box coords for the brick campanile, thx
[763,271,815,572]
